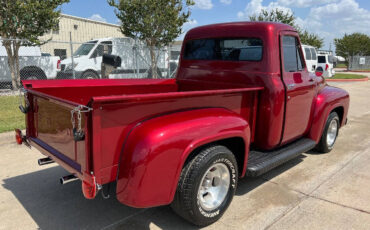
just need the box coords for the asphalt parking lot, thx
[1,80,370,230]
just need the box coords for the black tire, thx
[82,70,99,79]
[171,145,238,226]
[21,71,45,80]
[315,112,340,153]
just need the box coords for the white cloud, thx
[237,0,370,49]
[89,14,107,23]
[220,0,232,5]
[237,0,293,20]
[194,0,213,10]
[277,0,338,8]
[302,0,370,47]
[178,19,198,40]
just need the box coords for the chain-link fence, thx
[348,56,370,71]
[0,37,182,90]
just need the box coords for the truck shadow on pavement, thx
[2,156,305,230]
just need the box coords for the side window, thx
[282,36,305,72]
[310,48,317,60]
[92,41,112,58]
[102,41,113,55]
[304,48,312,60]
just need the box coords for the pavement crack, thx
[309,195,370,215]
[100,208,149,230]
[261,146,370,230]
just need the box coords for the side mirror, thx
[315,66,324,77]
[102,54,121,68]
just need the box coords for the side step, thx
[246,138,316,177]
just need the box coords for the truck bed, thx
[23,79,263,185]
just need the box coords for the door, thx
[281,33,316,144]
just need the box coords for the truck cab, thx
[17,22,349,227]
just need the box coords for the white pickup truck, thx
[57,37,170,79]
[0,41,60,87]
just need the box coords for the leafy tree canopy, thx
[0,0,69,89]
[108,0,194,48]
[334,33,370,58]
[0,0,69,44]
[249,8,324,49]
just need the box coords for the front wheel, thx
[315,112,340,153]
[171,145,238,226]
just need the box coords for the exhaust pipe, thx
[60,174,79,185]
[38,157,54,166]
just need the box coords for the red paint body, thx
[21,22,349,208]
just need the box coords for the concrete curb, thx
[326,78,369,82]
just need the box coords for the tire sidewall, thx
[192,152,238,222]
[323,113,340,151]
[82,71,99,79]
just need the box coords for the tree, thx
[249,8,323,49]
[334,33,370,70]
[0,0,69,89]
[108,0,194,78]
[298,30,324,49]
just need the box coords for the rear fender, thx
[116,108,250,208]
[309,85,349,143]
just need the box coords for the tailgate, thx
[27,90,91,174]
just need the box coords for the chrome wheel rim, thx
[327,119,338,147]
[198,163,230,211]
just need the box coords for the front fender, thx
[309,85,349,143]
[116,108,250,208]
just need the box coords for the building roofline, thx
[60,13,120,28]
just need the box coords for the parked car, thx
[57,37,169,79]
[302,45,317,72]
[16,22,349,227]
[317,54,335,77]
[0,41,60,87]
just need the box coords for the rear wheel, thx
[171,145,238,226]
[315,112,340,153]
[82,70,99,79]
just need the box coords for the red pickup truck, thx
[16,22,349,226]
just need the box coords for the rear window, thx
[310,48,317,60]
[318,55,326,63]
[184,38,263,61]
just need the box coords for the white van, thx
[0,40,60,87]
[57,37,169,79]
[317,54,335,78]
[301,45,317,73]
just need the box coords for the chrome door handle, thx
[287,83,296,89]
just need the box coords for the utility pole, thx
[70,32,76,79]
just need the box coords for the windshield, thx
[73,41,97,56]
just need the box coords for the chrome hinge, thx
[71,105,93,141]
[18,88,30,114]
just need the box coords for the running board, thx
[246,138,316,177]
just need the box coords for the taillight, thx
[15,129,23,145]
[325,64,329,71]
[57,59,61,70]
[82,175,97,199]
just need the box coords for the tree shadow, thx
[2,155,306,230]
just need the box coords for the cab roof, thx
[184,22,296,41]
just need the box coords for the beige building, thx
[40,14,124,58]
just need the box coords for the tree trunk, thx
[149,46,158,79]
[4,40,21,90]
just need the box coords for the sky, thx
[60,0,370,50]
